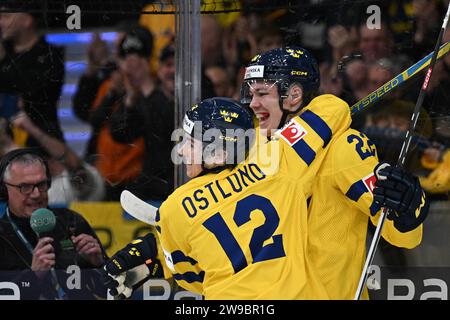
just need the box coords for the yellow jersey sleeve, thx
[273,94,351,175]
[155,198,204,294]
[332,129,422,249]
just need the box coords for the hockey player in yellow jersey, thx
[240,47,430,299]
[101,93,355,299]
[101,47,429,300]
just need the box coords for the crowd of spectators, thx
[1,0,450,203]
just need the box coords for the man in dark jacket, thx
[0,148,106,299]
[0,2,65,146]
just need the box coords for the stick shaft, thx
[350,41,450,115]
[354,4,450,300]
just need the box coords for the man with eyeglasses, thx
[0,148,106,299]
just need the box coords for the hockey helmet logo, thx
[250,54,261,62]
[286,48,304,58]
[244,65,264,80]
[183,115,195,135]
[279,120,307,146]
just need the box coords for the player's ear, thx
[285,84,303,112]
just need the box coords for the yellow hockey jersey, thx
[307,128,423,300]
[155,94,352,299]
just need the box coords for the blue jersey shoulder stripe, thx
[299,110,332,148]
[173,271,205,283]
[345,180,367,202]
[292,139,316,166]
[172,250,198,265]
[369,201,381,216]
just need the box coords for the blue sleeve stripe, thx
[155,210,161,233]
[369,202,381,216]
[171,250,198,265]
[292,140,316,166]
[173,271,205,283]
[299,110,332,148]
[345,180,368,202]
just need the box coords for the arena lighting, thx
[45,32,117,45]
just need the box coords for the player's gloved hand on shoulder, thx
[102,233,163,299]
[373,162,430,233]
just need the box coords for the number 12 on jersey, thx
[203,194,286,274]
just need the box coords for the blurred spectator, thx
[72,34,116,163]
[11,112,105,204]
[0,2,65,149]
[157,43,175,102]
[341,55,368,103]
[223,15,258,74]
[0,148,106,299]
[319,25,359,98]
[88,27,156,201]
[157,40,216,101]
[362,99,433,174]
[358,22,394,63]
[423,28,450,134]
[367,58,398,94]
[205,66,235,98]
[411,0,442,60]
[107,27,174,201]
[72,34,116,126]
[202,15,226,68]
[255,24,284,53]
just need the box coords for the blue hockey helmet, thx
[182,97,255,167]
[240,46,320,106]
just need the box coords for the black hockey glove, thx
[102,233,163,299]
[373,162,430,233]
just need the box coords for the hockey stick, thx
[354,4,450,300]
[350,40,450,115]
[120,190,158,226]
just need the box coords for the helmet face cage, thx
[182,98,255,168]
[240,79,282,105]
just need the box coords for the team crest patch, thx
[362,173,377,194]
[279,120,307,145]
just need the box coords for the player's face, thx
[178,135,204,178]
[247,80,282,133]
[158,56,175,98]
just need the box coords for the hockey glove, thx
[102,233,163,299]
[373,162,430,233]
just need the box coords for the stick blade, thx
[120,190,158,226]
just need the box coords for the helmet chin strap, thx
[199,163,226,176]
[197,145,230,177]
[277,96,304,129]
